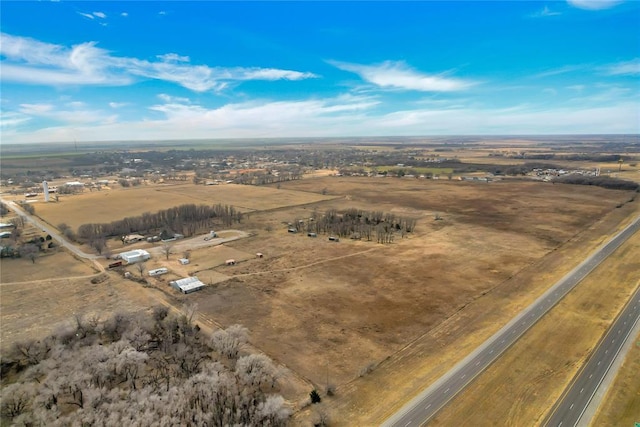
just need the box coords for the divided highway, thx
[544,283,640,427]
[383,216,640,427]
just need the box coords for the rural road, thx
[1,199,100,260]
[382,215,640,427]
[544,283,640,427]
[1,197,249,263]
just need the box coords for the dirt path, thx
[230,245,383,278]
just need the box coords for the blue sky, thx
[1,1,639,143]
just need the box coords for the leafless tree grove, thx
[1,309,290,426]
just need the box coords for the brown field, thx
[34,182,336,232]
[0,273,159,354]
[2,173,638,423]
[592,330,640,426]
[173,178,636,402]
[429,229,640,426]
[0,249,96,283]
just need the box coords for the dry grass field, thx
[2,171,638,423]
[592,330,640,427]
[34,182,336,232]
[0,273,159,354]
[0,249,96,283]
[168,178,637,405]
[429,230,640,426]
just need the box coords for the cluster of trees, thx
[0,216,54,261]
[1,307,290,426]
[234,167,304,186]
[292,208,417,243]
[76,203,242,242]
[554,175,640,191]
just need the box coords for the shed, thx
[225,259,236,265]
[170,276,205,294]
[149,267,169,277]
[118,249,151,264]
[178,258,190,265]
[256,253,263,258]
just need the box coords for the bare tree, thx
[162,243,172,260]
[136,262,147,278]
[19,244,39,263]
[90,237,106,255]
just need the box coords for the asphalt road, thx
[383,215,640,427]
[544,284,640,427]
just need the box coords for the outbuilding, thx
[118,249,151,264]
[148,267,169,277]
[170,276,205,294]
[178,258,190,265]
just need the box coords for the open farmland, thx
[34,182,337,232]
[2,171,638,424]
[173,177,637,398]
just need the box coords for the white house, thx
[119,249,150,264]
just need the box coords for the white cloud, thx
[93,12,106,19]
[109,102,128,108]
[0,33,318,91]
[567,84,585,92]
[157,53,190,63]
[158,11,167,15]
[601,58,640,76]
[121,12,128,17]
[329,60,474,92]
[531,5,562,17]
[567,0,622,10]
[0,111,31,127]
[543,88,558,96]
[19,102,108,124]
[77,12,95,20]
[157,94,191,104]
[533,65,584,78]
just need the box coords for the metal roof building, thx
[118,249,151,264]
[170,276,205,294]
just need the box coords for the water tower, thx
[42,181,50,202]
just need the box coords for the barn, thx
[118,249,151,264]
[170,276,205,294]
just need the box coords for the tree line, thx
[76,203,242,242]
[292,208,417,243]
[1,307,290,426]
[554,175,639,191]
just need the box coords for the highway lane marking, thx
[475,361,480,366]
[405,422,412,427]
[424,403,431,410]
[444,388,450,394]
[589,374,593,379]
[461,374,466,379]
[580,388,584,394]
[569,403,574,410]
[597,361,601,365]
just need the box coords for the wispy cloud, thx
[0,33,318,92]
[19,102,111,124]
[121,12,128,17]
[532,65,584,78]
[601,58,640,76]
[0,111,31,128]
[157,94,191,104]
[93,12,107,19]
[109,102,128,109]
[530,5,562,17]
[329,60,474,92]
[567,0,622,10]
[157,53,190,63]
